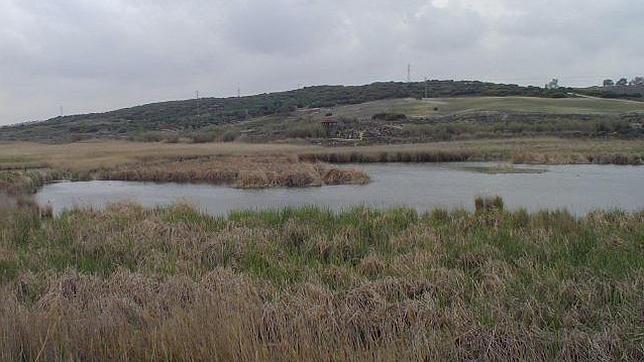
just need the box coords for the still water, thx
[35,163,644,216]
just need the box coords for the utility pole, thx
[195,90,199,99]
[237,87,241,98]
[407,64,411,83]
[424,77,428,99]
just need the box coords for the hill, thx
[0,80,564,142]
[219,96,644,144]
[576,85,644,101]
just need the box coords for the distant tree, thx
[545,78,559,89]
[629,76,644,86]
[603,79,614,87]
[616,78,629,86]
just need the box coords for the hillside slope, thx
[0,81,562,142]
[221,96,644,144]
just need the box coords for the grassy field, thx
[313,96,644,119]
[0,142,308,171]
[0,201,642,360]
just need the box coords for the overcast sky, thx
[1,0,643,125]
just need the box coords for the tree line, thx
[603,77,644,87]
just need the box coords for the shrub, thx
[474,196,504,212]
[372,113,407,121]
[221,131,238,143]
[285,123,326,138]
[191,132,217,143]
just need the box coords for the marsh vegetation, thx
[0,139,642,361]
[0,138,641,195]
[0,201,642,360]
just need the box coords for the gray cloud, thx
[1,0,643,124]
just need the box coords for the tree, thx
[603,79,614,87]
[629,77,644,86]
[616,78,628,86]
[545,78,559,89]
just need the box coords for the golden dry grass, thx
[1,138,642,171]
[0,141,310,171]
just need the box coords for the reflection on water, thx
[34,163,644,216]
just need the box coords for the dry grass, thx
[0,202,642,361]
[0,142,370,190]
[98,155,368,188]
[0,138,642,193]
[1,138,642,171]
[0,141,309,171]
[299,137,644,165]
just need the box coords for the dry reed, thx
[98,156,369,188]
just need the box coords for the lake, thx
[34,163,644,216]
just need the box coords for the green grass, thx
[0,202,642,360]
[325,97,644,119]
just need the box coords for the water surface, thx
[35,163,644,216]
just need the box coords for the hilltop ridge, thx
[0,80,564,142]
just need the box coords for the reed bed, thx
[1,202,642,361]
[0,170,68,194]
[98,155,369,188]
[1,138,642,171]
[298,138,644,165]
[299,149,477,163]
[0,138,642,193]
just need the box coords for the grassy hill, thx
[221,96,644,144]
[0,81,564,143]
[315,96,644,118]
[2,80,643,144]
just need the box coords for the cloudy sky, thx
[1,0,643,125]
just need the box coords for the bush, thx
[191,132,217,143]
[372,113,407,122]
[285,123,326,138]
[221,131,238,142]
[474,196,504,212]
